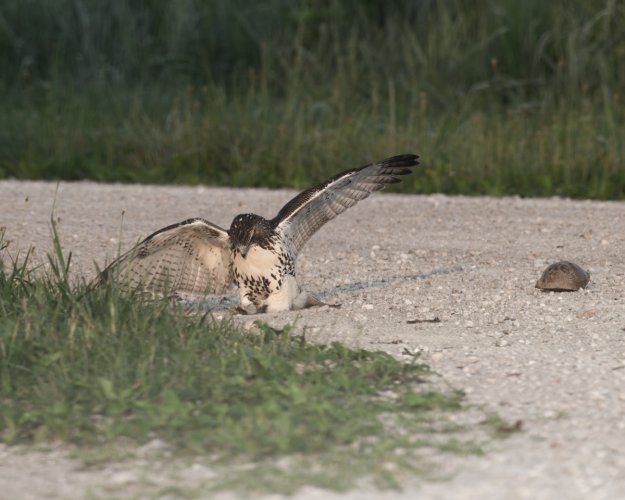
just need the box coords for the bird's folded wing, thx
[273,154,419,254]
[94,218,233,296]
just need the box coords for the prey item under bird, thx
[95,154,420,313]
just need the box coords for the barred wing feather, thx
[273,154,419,254]
[95,218,233,296]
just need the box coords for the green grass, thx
[0,227,486,493]
[1,0,625,198]
[2,85,624,198]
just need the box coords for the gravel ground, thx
[1,180,625,499]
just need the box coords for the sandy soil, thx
[1,180,624,499]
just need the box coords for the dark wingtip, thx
[392,167,415,176]
[381,153,420,168]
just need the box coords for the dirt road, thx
[1,180,624,499]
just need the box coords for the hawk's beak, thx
[241,243,252,259]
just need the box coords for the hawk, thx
[94,154,420,313]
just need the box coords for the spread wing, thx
[93,218,233,296]
[273,154,419,254]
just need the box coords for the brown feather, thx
[273,154,419,253]
[94,218,233,296]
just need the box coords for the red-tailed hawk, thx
[95,154,420,313]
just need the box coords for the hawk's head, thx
[229,214,275,258]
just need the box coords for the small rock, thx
[576,309,596,319]
[108,470,137,487]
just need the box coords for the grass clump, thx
[0,229,479,492]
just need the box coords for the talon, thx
[233,305,249,315]
[233,304,263,315]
